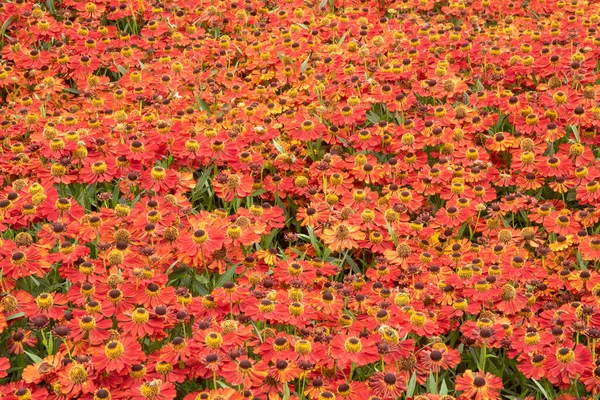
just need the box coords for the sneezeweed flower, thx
[268,359,302,383]
[94,337,145,374]
[417,343,461,375]
[58,362,95,397]
[329,335,380,368]
[8,328,38,354]
[455,370,503,400]
[580,237,600,261]
[221,358,268,388]
[368,371,406,398]
[130,380,177,400]
[546,344,592,389]
[517,353,548,380]
[320,223,365,252]
[213,171,254,202]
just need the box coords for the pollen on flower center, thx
[104,341,125,359]
[92,161,107,174]
[501,284,516,300]
[556,347,575,363]
[140,380,162,399]
[556,215,570,227]
[295,339,312,354]
[151,167,166,180]
[11,251,27,265]
[205,332,223,349]
[259,299,275,313]
[334,224,350,239]
[226,225,242,239]
[35,293,54,309]
[132,308,149,324]
[69,364,88,384]
[192,229,208,244]
[586,181,599,193]
[410,312,427,327]
[344,337,363,353]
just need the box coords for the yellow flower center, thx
[104,341,125,359]
[555,348,575,363]
[35,293,54,310]
[132,308,149,324]
[205,332,223,349]
[151,167,166,180]
[69,364,88,384]
[410,312,427,327]
[91,161,107,174]
[344,337,363,353]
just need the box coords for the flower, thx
[455,370,503,400]
[320,223,365,252]
[94,337,145,374]
[329,335,380,368]
[546,344,592,389]
[368,371,406,399]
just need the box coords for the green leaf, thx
[366,111,381,124]
[45,0,56,15]
[195,96,212,114]
[531,379,549,399]
[194,275,209,295]
[6,311,25,321]
[283,383,291,400]
[215,263,240,288]
[25,351,43,364]
[342,252,361,274]
[0,17,13,40]
[117,64,127,76]
[62,88,81,95]
[440,379,448,395]
[426,373,437,394]
[305,226,321,256]
[406,372,417,398]
[111,184,121,208]
[300,53,311,72]
[272,139,285,153]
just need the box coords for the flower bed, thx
[1,0,600,399]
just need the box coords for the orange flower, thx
[320,223,365,252]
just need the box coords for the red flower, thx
[455,370,503,400]
[94,337,145,374]
[546,344,592,389]
[329,335,380,368]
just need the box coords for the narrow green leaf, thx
[6,311,25,321]
[406,372,417,398]
[440,379,448,395]
[25,351,43,364]
[215,263,240,288]
[531,379,549,399]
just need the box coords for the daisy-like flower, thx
[94,337,145,374]
[221,358,268,389]
[130,379,177,400]
[368,371,405,399]
[268,359,302,383]
[57,361,95,397]
[320,222,365,252]
[417,343,461,375]
[329,335,380,368]
[455,370,503,400]
[546,344,592,389]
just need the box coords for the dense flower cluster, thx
[1,0,600,399]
